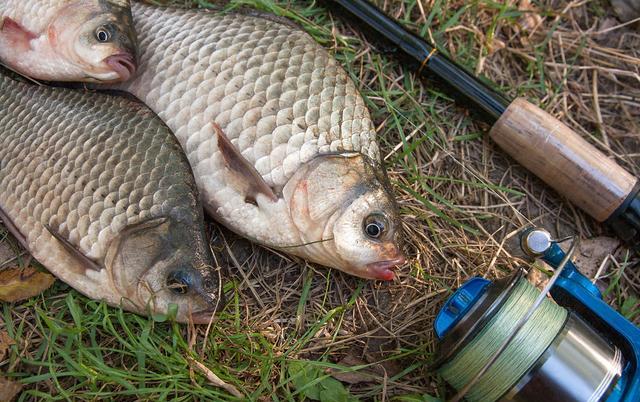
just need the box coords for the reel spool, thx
[432,228,640,402]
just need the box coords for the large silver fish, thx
[0,0,137,82]
[109,3,406,281]
[0,73,222,323]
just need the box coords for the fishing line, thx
[438,276,568,401]
[449,235,579,401]
[354,73,532,226]
[279,237,335,249]
[433,228,633,402]
[327,0,640,247]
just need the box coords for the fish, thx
[0,72,223,323]
[108,3,406,280]
[0,0,137,82]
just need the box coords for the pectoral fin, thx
[213,122,277,203]
[44,225,102,272]
[1,17,37,51]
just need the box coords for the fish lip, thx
[190,308,219,324]
[366,256,406,281]
[189,290,226,324]
[104,53,137,81]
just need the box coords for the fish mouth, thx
[104,53,136,81]
[366,256,406,281]
[189,291,225,324]
[190,308,219,324]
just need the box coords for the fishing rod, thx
[326,0,640,247]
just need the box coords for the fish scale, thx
[1,94,172,260]
[124,4,379,188]
[115,4,383,253]
[0,73,221,319]
[104,4,405,280]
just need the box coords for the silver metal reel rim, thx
[448,235,579,402]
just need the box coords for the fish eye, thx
[95,27,111,43]
[364,214,388,239]
[166,270,192,295]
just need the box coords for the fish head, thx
[285,153,405,280]
[106,216,223,324]
[48,1,138,82]
[332,189,406,281]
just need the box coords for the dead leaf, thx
[329,369,373,385]
[187,357,243,398]
[0,331,16,362]
[518,0,542,31]
[0,377,22,402]
[0,266,55,302]
[574,237,620,278]
[328,354,404,385]
[328,356,373,385]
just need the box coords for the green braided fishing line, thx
[438,278,568,401]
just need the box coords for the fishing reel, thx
[432,227,640,402]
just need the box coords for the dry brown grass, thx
[1,0,639,400]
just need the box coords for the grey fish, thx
[109,3,405,281]
[0,73,222,323]
[0,0,137,82]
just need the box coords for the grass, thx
[2,0,639,400]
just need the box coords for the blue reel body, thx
[434,243,640,401]
[541,243,640,402]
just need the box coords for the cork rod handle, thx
[489,98,637,222]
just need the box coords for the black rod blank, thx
[329,0,510,122]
